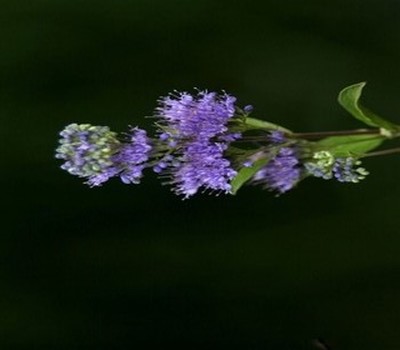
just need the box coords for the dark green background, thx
[2,0,400,349]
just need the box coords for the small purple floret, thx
[268,131,286,144]
[253,147,300,194]
[113,127,152,184]
[244,105,254,113]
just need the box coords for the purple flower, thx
[243,105,254,114]
[156,91,237,140]
[243,160,253,168]
[155,91,240,197]
[173,141,237,198]
[253,147,301,194]
[113,127,152,184]
[268,131,286,144]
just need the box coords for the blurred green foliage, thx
[2,0,400,349]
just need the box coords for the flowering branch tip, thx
[55,83,400,198]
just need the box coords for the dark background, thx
[2,0,400,349]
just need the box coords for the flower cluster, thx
[332,158,369,183]
[113,127,153,185]
[55,124,120,185]
[304,151,369,183]
[55,124,151,186]
[253,147,301,194]
[56,85,383,198]
[154,91,240,197]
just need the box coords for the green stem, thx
[291,128,381,139]
[243,117,400,141]
[363,147,400,158]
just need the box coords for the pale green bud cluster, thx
[304,151,336,180]
[55,123,120,178]
[305,151,369,183]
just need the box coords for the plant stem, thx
[243,118,385,139]
[291,128,381,139]
[237,129,382,143]
[363,147,400,158]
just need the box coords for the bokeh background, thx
[2,0,400,349]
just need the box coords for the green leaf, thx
[231,158,269,194]
[338,82,399,131]
[243,117,292,133]
[315,134,385,157]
